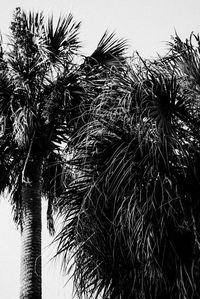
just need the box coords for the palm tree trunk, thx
[20,159,43,299]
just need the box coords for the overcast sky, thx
[1,0,200,298]
[1,0,200,57]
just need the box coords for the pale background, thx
[0,0,200,298]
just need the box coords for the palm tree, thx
[57,41,200,298]
[0,7,81,298]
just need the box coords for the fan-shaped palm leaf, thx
[84,31,127,70]
[46,13,81,65]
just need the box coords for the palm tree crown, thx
[56,37,200,298]
[0,7,81,229]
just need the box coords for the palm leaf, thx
[84,31,127,68]
[46,13,81,64]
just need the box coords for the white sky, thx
[1,0,200,298]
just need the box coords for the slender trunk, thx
[20,159,43,299]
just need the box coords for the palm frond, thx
[84,31,127,69]
[46,13,81,65]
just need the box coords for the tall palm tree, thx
[57,42,200,298]
[0,7,81,298]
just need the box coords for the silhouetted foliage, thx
[56,34,200,299]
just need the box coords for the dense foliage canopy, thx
[2,7,200,299]
[56,33,200,299]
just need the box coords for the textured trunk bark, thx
[20,159,43,299]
